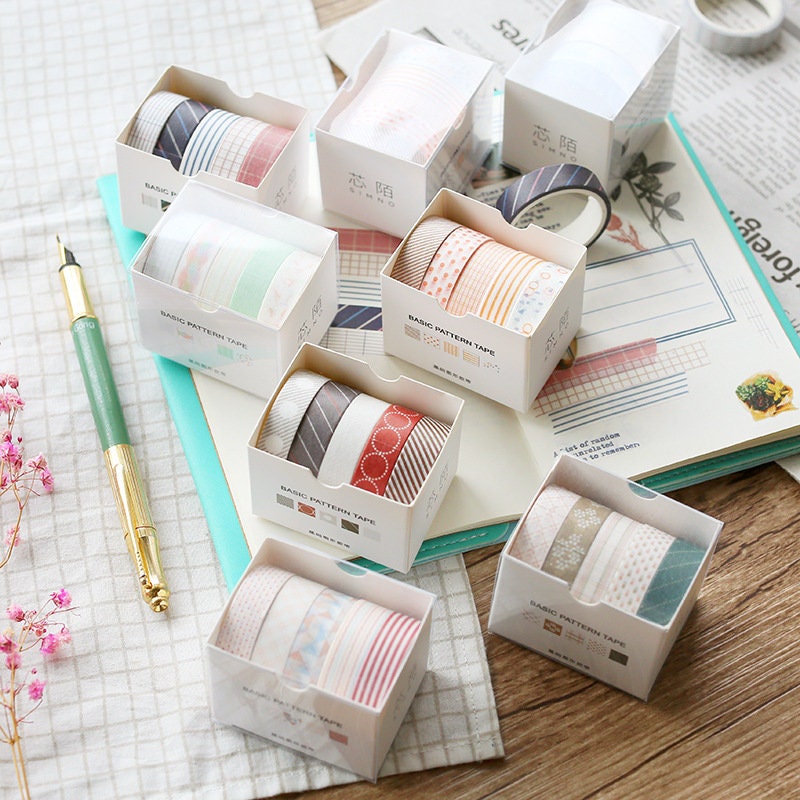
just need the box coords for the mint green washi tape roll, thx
[229,238,295,319]
[636,538,706,626]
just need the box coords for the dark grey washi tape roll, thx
[495,163,612,247]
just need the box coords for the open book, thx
[100,115,800,574]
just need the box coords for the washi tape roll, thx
[392,216,461,289]
[228,238,296,319]
[236,122,294,187]
[287,379,360,477]
[214,564,293,659]
[419,226,491,308]
[508,485,583,568]
[495,163,611,246]
[257,249,320,328]
[179,108,240,176]
[173,217,236,294]
[602,521,675,614]
[142,212,207,285]
[505,261,571,334]
[199,227,266,307]
[206,116,266,181]
[475,248,541,326]
[256,370,330,458]
[126,91,187,153]
[350,404,424,496]
[571,512,635,604]
[251,573,328,672]
[683,0,784,55]
[153,98,214,170]
[384,415,451,504]
[635,538,706,625]
[540,494,612,585]
[316,393,391,487]
[445,239,505,317]
[281,587,354,688]
[316,599,389,697]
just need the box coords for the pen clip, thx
[113,459,150,588]
[105,445,170,612]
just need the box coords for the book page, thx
[518,120,800,482]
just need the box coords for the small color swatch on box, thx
[215,564,421,708]
[509,485,706,625]
[126,90,293,186]
[255,369,451,503]
[391,215,570,332]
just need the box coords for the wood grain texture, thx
[276,4,800,797]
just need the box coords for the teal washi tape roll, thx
[228,238,296,318]
[636,538,706,626]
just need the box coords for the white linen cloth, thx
[0,1,503,797]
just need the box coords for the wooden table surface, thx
[283,3,800,797]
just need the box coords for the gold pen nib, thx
[56,234,79,268]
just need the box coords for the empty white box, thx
[502,0,679,191]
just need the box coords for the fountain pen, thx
[57,236,169,612]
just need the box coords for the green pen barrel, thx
[71,316,131,451]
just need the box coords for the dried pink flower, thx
[51,589,71,609]
[39,634,60,656]
[6,604,24,621]
[27,678,45,702]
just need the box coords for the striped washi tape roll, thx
[316,393,391,488]
[142,211,207,285]
[316,600,387,698]
[419,225,491,309]
[255,369,330,458]
[256,249,320,328]
[505,260,571,334]
[571,512,636,604]
[495,163,611,247]
[683,0,784,55]
[126,90,188,153]
[250,574,327,672]
[347,607,421,708]
[391,216,461,289]
[350,404,424,496]
[214,564,293,659]
[475,247,541,327]
[178,108,240,176]
[152,97,214,170]
[384,415,450,505]
[228,238,296,319]
[287,380,360,478]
